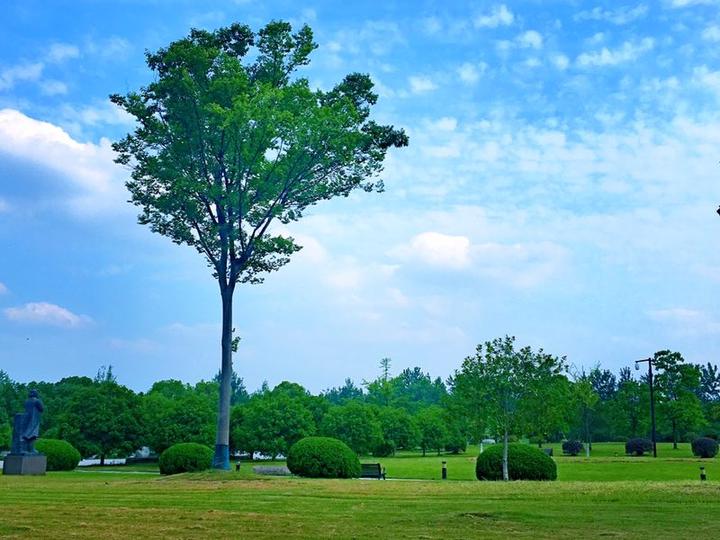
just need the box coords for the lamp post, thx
[635,357,658,458]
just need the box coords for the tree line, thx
[1,339,718,461]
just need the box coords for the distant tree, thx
[231,394,315,459]
[571,370,599,457]
[524,374,571,447]
[697,363,720,403]
[589,368,617,401]
[61,381,142,464]
[140,384,215,453]
[322,378,364,405]
[112,21,407,469]
[415,406,448,456]
[390,367,447,413]
[610,369,648,439]
[654,350,705,449]
[320,402,382,455]
[451,336,566,480]
[377,406,420,453]
[213,370,249,405]
[269,381,328,426]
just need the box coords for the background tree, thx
[571,370,599,457]
[112,21,408,469]
[451,336,566,480]
[376,406,420,454]
[60,381,142,464]
[139,380,215,453]
[322,378,364,405]
[415,406,448,456]
[654,350,705,449]
[231,393,315,459]
[609,367,649,439]
[319,401,382,455]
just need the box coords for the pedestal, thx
[2,454,47,475]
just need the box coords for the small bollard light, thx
[235,462,241,472]
[442,461,447,480]
[700,466,707,481]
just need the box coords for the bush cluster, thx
[691,437,719,458]
[35,438,81,471]
[625,438,653,456]
[476,443,557,481]
[287,437,361,478]
[158,442,213,475]
[562,440,584,456]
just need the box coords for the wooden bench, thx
[360,463,386,479]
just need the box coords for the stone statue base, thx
[2,454,47,475]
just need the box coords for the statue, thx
[19,389,44,453]
[3,389,47,475]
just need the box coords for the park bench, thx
[360,463,386,479]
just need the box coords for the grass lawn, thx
[2,471,719,538]
[1,443,718,538]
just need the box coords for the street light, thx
[635,357,658,458]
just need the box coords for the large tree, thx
[653,350,705,449]
[112,22,408,468]
[451,336,566,480]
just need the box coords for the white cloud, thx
[576,38,654,67]
[474,5,514,28]
[702,25,720,41]
[85,36,131,59]
[0,62,44,91]
[47,43,80,63]
[0,197,8,212]
[394,232,472,269]
[39,80,68,96]
[647,307,720,335]
[692,66,720,95]
[575,5,649,25]
[669,0,717,7]
[457,62,486,84]
[0,282,7,294]
[0,108,128,216]
[429,117,458,132]
[422,16,442,35]
[408,75,437,94]
[552,54,570,70]
[518,30,543,49]
[4,302,90,328]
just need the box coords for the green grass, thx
[1,471,719,538]
[2,443,717,538]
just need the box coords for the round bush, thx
[692,437,719,458]
[476,443,557,481]
[287,436,361,478]
[158,442,213,475]
[35,438,81,471]
[625,438,653,456]
[562,440,584,456]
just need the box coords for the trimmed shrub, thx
[287,436,361,478]
[444,434,467,454]
[158,442,213,475]
[692,437,719,458]
[35,438,81,471]
[625,438,653,456]
[562,440,584,456]
[372,441,395,457]
[476,443,557,481]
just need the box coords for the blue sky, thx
[1,0,719,393]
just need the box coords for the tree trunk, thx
[502,428,509,481]
[100,454,105,466]
[212,285,234,470]
[422,447,426,457]
[672,420,678,450]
